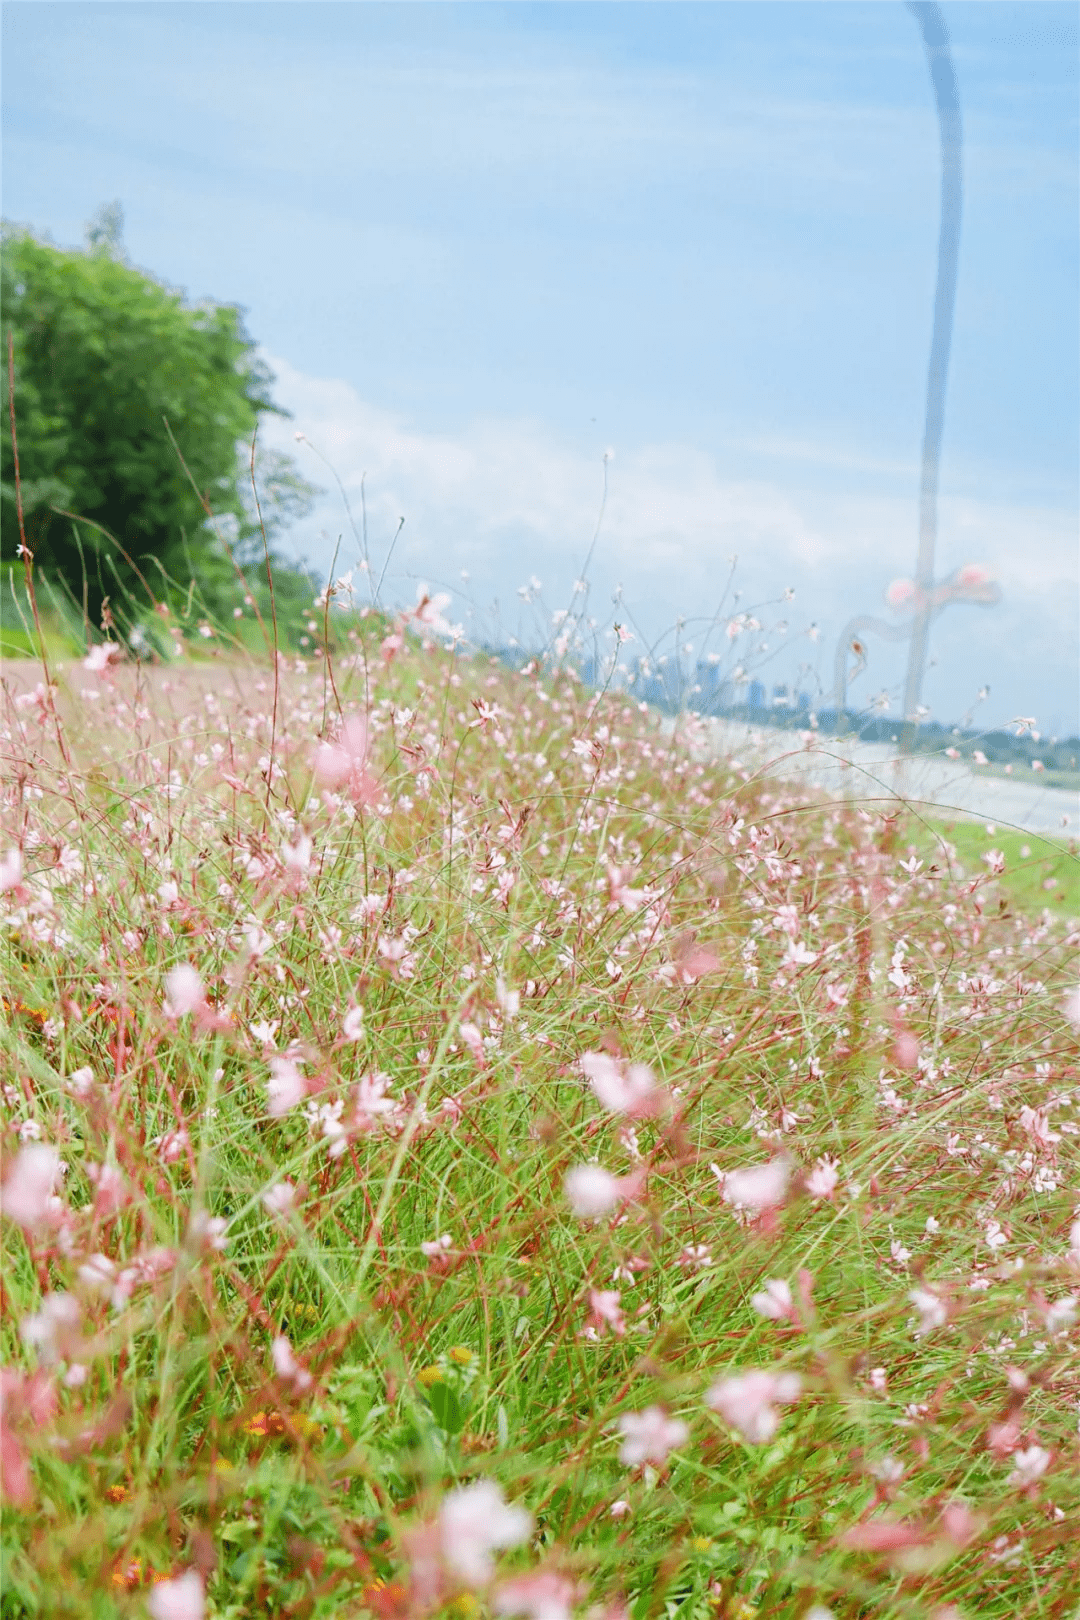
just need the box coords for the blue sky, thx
[3,2,1078,732]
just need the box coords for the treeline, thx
[0,205,320,647]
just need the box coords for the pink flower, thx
[672,940,720,983]
[1019,1105,1059,1150]
[439,1480,532,1585]
[588,1289,626,1337]
[0,1367,56,1508]
[720,1158,790,1213]
[377,933,417,979]
[0,849,23,892]
[262,1181,298,1217]
[314,715,377,805]
[617,1405,689,1467]
[82,641,120,674]
[580,1052,661,1117]
[272,1334,312,1393]
[1063,984,1080,1031]
[606,864,647,912]
[893,1030,919,1070]
[460,1021,487,1064]
[840,1519,925,1553]
[805,1157,839,1200]
[147,1569,205,1620]
[495,1572,579,1620]
[1,1144,61,1231]
[267,1056,305,1117]
[564,1165,629,1219]
[885,578,918,610]
[706,1368,802,1442]
[163,964,205,1018]
[342,1006,365,1042]
[87,1162,127,1217]
[354,1071,401,1132]
[956,563,991,588]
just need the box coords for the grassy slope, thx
[911,818,1080,919]
[1,635,1078,1620]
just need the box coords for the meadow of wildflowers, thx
[2,593,1078,1620]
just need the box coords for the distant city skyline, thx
[3,2,1077,731]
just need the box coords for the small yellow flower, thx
[730,1604,758,1620]
[448,1345,473,1366]
[690,1535,713,1553]
[244,1410,287,1437]
[417,1364,445,1387]
[288,1413,323,1442]
[450,1595,480,1618]
[211,1457,235,1476]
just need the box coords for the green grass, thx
[911,816,1080,917]
[1,625,1078,1620]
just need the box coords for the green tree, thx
[1,207,315,626]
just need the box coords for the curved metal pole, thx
[833,613,916,715]
[902,2,962,744]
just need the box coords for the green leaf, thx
[425,1381,465,1435]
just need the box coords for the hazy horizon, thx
[4,1,1077,732]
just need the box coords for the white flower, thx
[751,1279,793,1321]
[1008,1444,1051,1488]
[580,1052,659,1116]
[163,964,204,1018]
[283,834,312,874]
[83,642,120,674]
[78,1253,117,1293]
[721,1158,790,1212]
[147,1569,205,1620]
[1044,1296,1078,1335]
[267,1056,305,1117]
[189,1211,228,1252]
[439,1480,532,1586]
[342,1006,365,1042]
[20,1291,81,1362]
[494,1572,578,1620]
[0,848,23,891]
[262,1181,298,1217]
[564,1165,623,1219]
[617,1406,688,1467]
[909,1287,948,1336]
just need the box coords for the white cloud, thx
[260,353,1077,730]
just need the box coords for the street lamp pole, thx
[901,1,963,749]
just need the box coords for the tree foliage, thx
[0,209,316,622]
